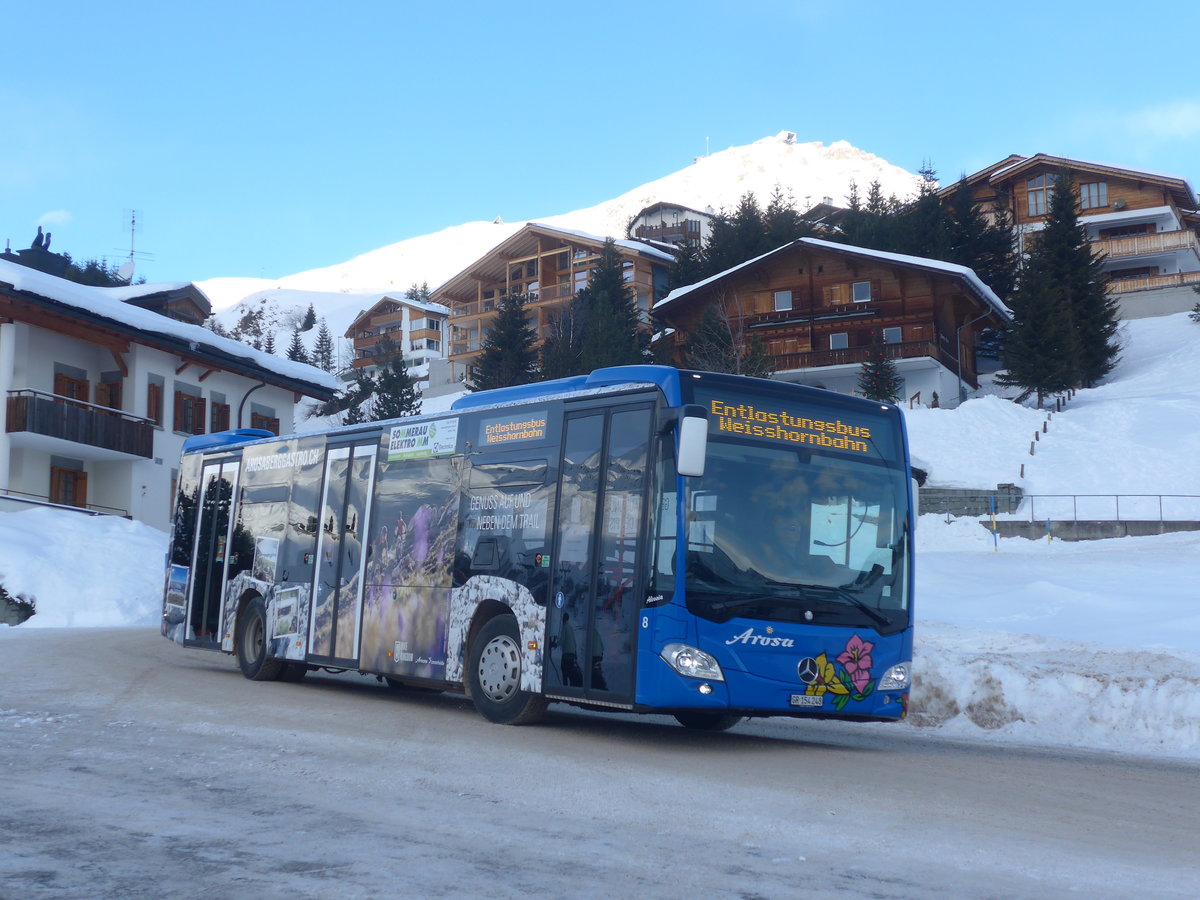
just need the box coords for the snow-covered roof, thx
[654,237,1012,320]
[103,281,195,302]
[524,222,676,263]
[0,259,337,397]
[988,154,1197,205]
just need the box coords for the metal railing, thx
[1017,493,1200,523]
[0,487,129,518]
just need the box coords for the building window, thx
[883,327,902,344]
[1080,182,1108,210]
[250,408,280,435]
[96,373,122,411]
[774,290,793,311]
[852,281,872,303]
[147,379,164,426]
[1027,173,1057,216]
[829,333,849,350]
[174,390,207,435]
[50,462,87,509]
[211,400,231,432]
[53,369,89,402]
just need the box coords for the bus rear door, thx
[308,441,378,666]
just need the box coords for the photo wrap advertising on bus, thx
[163,368,913,729]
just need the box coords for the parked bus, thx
[162,365,913,729]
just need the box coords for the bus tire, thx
[467,614,547,725]
[673,711,742,731]
[236,597,284,682]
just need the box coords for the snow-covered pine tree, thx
[286,328,309,363]
[312,319,335,372]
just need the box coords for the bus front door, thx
[308,442,377,666]
[547,405,653,704]
[185,458,240,650]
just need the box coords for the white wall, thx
[3,323,307,532]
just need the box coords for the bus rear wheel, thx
[673,711,743,731]
[236,597,284,682]
[467,614,547,725]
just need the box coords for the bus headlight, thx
[660,643,725,681]
[878,662,911,691]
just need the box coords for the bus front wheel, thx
[467,614,547,725]
[236,597,284,682]
[673,711,742,731]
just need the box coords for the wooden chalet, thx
[432,223,673,382]
[653,238,1011,405]
[945,154,1200,318]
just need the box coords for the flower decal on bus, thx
[804,634,876,711]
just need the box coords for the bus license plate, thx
[790,694,823,708]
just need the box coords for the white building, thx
[1,259,337,531]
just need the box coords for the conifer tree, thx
[263,331,276,355]
[666,236,705,293]
[763,185,812,249]
[946,178,1018,301]
[312,319,335,372]
[576,239,645,373]
[998,170,1119,401]
[370,339,420,420]
[857,331,904,403]
[1045,172,1120,387]
[405,282,432,304]
[301,303,317,332]
[891,164,954,260]
[470,292,539,391]
[286,328,309,363]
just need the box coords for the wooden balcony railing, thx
[1096,229,1200,260]
[1107,270,1200,294]
[771,340,960,377]
[6,390,154,458]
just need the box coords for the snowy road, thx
[2,629,1197,900]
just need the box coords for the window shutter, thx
[148,383,163,425]
[193,398,207,435]
[174,391,185,431]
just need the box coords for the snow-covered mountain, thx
[199,133,923,347]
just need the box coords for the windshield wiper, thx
[706,581,892,630]
[798,582,892,629]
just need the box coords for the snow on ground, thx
[3,313,1199,760]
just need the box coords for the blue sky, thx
[5,0,1198,284]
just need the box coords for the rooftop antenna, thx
[115,209,155,283]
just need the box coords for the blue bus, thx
[162,365,913,729]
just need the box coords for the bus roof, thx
[451,365,686,411]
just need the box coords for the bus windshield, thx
[677,436,910,635]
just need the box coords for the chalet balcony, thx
[5,390,154,459]
[772,340,960,377]
[1107,270,1200,294]
[1096,229,1200,261]
[449,337,483,358]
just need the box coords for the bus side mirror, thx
[676,406,708,478]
